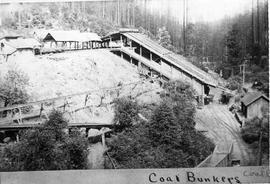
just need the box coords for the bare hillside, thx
[0,49,162,124]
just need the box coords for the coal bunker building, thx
[102,29,217,100]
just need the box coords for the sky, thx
[188,0,252,22]
[148,0,253,23]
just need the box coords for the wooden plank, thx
[0,122,113,131]
[0,78,153,112]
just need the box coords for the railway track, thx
[207,105,254,166]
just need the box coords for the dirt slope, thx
[0,49,161,124]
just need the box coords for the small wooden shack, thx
[0,36,41,62]
[241,92,269,119]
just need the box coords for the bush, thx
[113,97,139,131]
[107,81,215,168]
[226,76,242,91]
[0,110,89,171]
[241,116,269,144]
[0,69,30,107]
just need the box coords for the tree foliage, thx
[241,108,269,164]
[225,76,242,91]
[113,97,139,132]
[225,24,242,66]
[0,110,88,171]
[107,80,214,168]
[241,107,269,145]
[157,26,174,51]
[0,69,29,107]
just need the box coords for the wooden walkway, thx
[0,77,162,131]
[0,122,113,131]
[110,47,172,80]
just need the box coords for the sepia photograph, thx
[0,0,269,183]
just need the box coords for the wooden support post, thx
[140,45,142,56]
[44,111,49,120]
[85,94,89,106]
[86,128,89,137]
[18,107,22,124]
[120,51,123,58]
[101,133,105,147]
[16,133,19,142]
[109,37,112,48]
[150,52,152,61]
[130,57,133,63]
[63,100,67,112]
[138,61,142,68]
[73,110,76,124]
[40,103,44,118]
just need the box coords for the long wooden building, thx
[102,29,217,98]
[43,30,102,50]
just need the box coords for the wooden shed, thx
[0,36,41,62]
[241,92,269,119]
[43,31,101,50]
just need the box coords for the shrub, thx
[113,97,139,131]
[107,81,215,168]
[0,110,89,171]
[226,76,242,91]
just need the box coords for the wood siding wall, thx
[247,98,269,119]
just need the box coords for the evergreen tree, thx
[225,24,241,66]
[148,102,179,147]
[107,81,215,169]
[113,97,139,132]
[0,110,88,171]
[157,26,174,51]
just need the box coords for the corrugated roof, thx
[2,38,41,49]
[122,32,216,86]
[0,35,22,40]
[103,28,139,40]
[43,31,101,42]
[241,92,269,106]
[43,30,81,42]
[80,33,101,42]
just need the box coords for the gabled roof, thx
[43,30,81,42]
[32,29,53,40]
[120,32,216,86]
[241,92,269,106]
[43,31,101,42]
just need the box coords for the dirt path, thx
[195,103,256,166]
[87,143,107,169]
